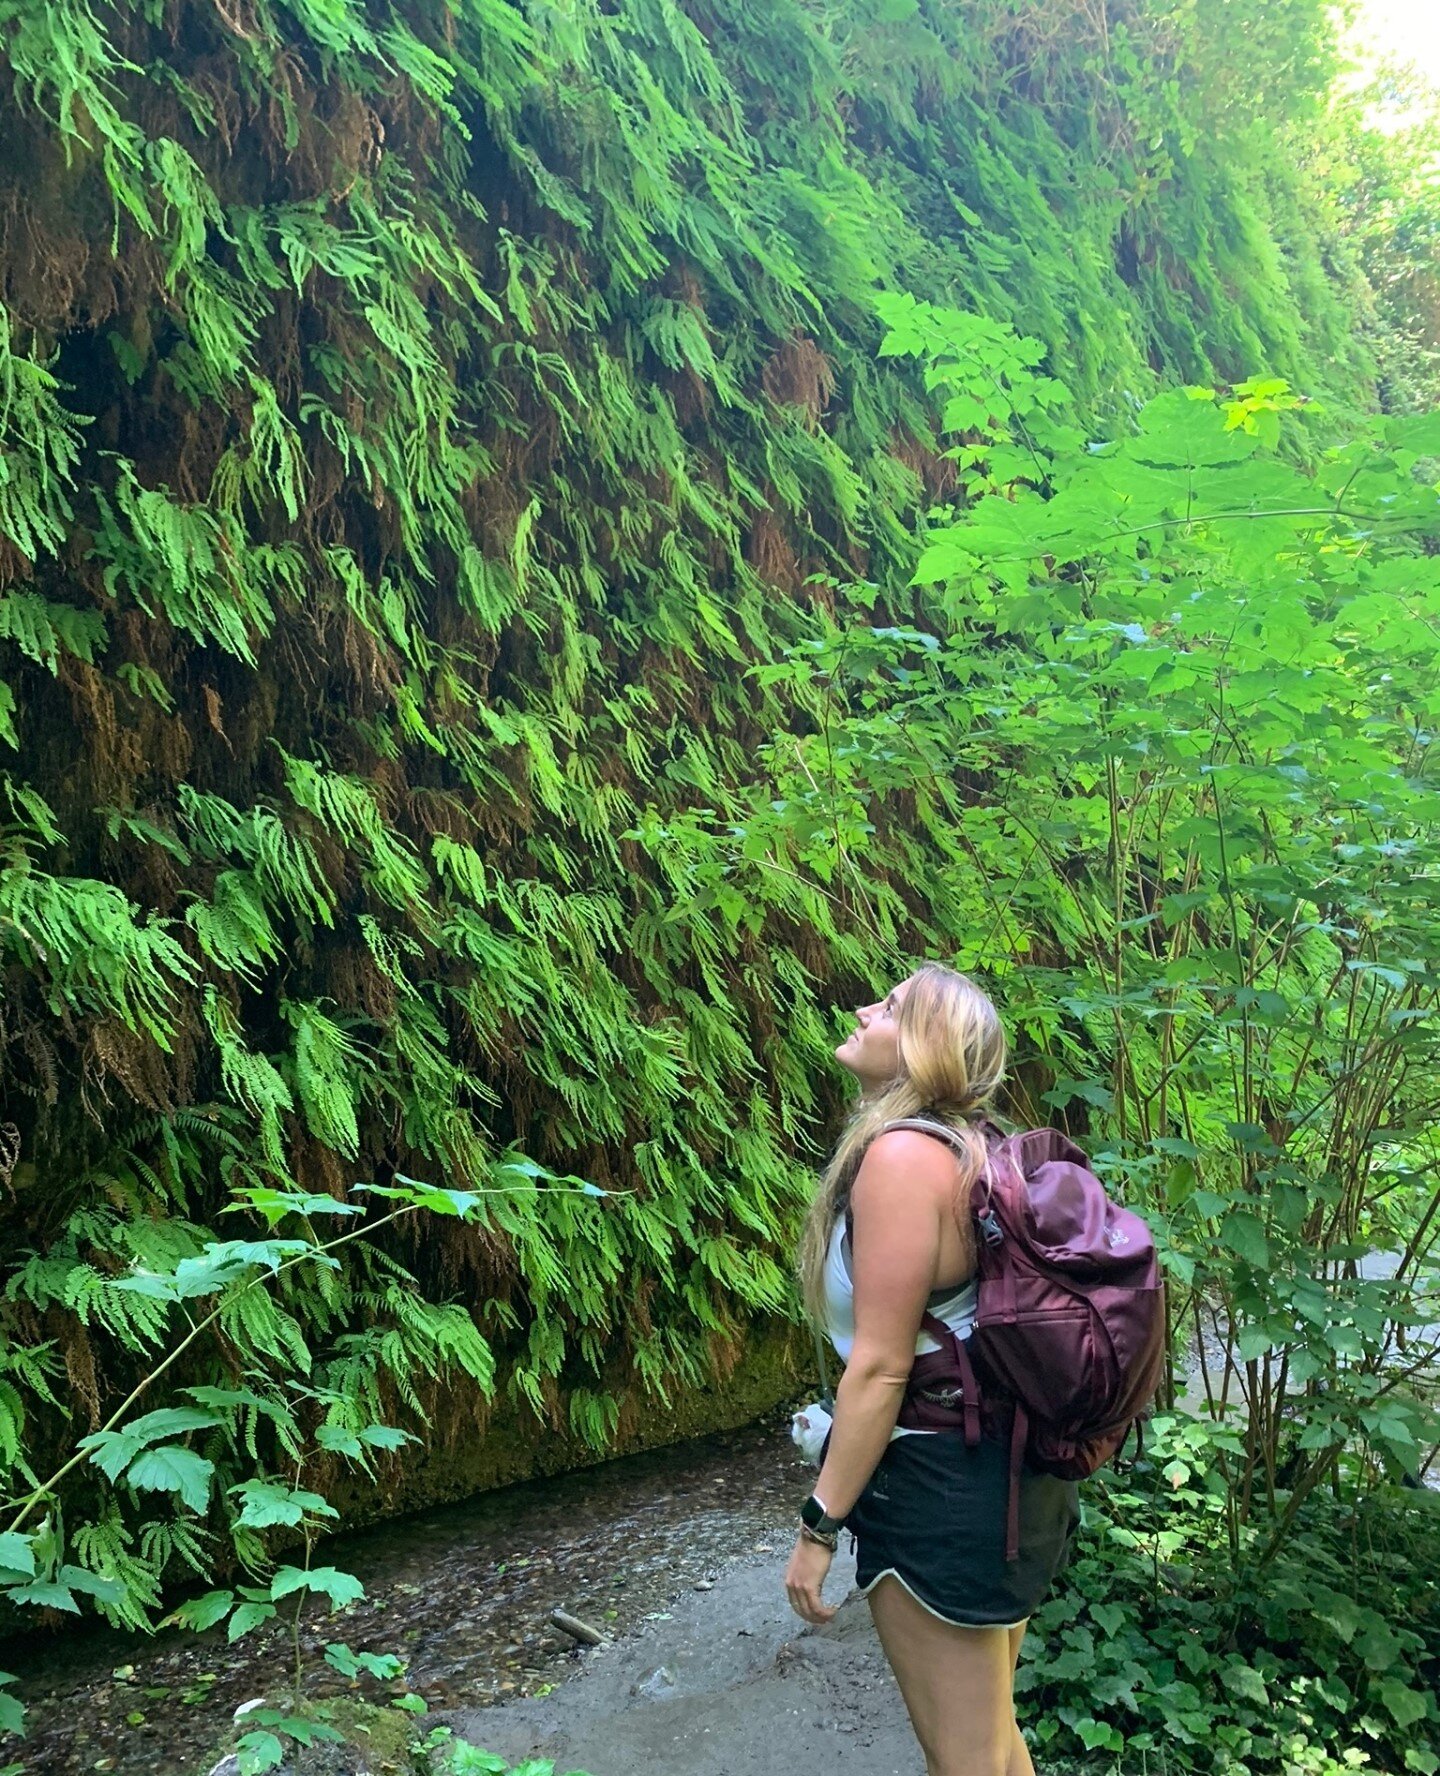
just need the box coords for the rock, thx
[204,1759,242,1776]
[635,1665,676,1699]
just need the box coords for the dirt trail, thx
[443,1545,927,1776]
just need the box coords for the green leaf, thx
[7,1579,78,1612]
[357,1424,412,1451]
[123,1406,226,1442]
[269,1566,365,1608]
[231,1186,364,1225]
[79,1427,145,1483]
[324,1642,405,1681]
[1315,1593,1361,1644]
[237,1729,287,1775]
[1221,1211,1269,1268]
[166,1589,235,1632]
[231,1480,338,1529]
[1378,1678,1430,1729]
[227,1601,277,1641]
[1220,1663,1269,1706]
[126,1445,215,1514]
[1073,1717,1117,1751]
[0,1683,24,1736]
[60,1565,124,1605]
[315,1424,364,1458]
[108,1271,184,1303]
[0,1535,36,1577]
[1133,389,1260,467]
[1381,413,1440,457]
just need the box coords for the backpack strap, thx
[1006,1402,1027,1564]
[868,1127,1002,1481]
[921,1310,982,1447]
[926,1308,1021,1563]
[881,1115,970,1154]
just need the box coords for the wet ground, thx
[0,1411,811,1776]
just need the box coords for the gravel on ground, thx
[442,1544,932,1776]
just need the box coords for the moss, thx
[197,1694,421,1776]
[321,1320,813,1530]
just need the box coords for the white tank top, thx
[822,1216,977,1440]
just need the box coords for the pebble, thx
[636,1666,676,1698]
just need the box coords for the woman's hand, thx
[784,1532,837,1626]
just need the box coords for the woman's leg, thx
[867,1575,1015,1776]
[1006,1622,1033,1776]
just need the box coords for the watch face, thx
[801,1494,836,1531]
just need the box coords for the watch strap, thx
[800,1492,844,1536]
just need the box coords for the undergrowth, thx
[1020,1417,1440,1776]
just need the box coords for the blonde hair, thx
[797,964,1006,1328]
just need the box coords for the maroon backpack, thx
[887,1120,1167,1558]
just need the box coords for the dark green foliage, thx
[0,0,1421,1629]
[1020,1416,1440,1776]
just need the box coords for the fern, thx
[93,463,275,660]
[279,998,366,1159]
[202,987,294,1173]
[0,590,106,671]
[178,788,337,928]
[186,870,283,981]
[0,862,194,1046]
[277,748,430,915]
[0,311,86,564]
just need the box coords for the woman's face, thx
[835,977,912,1092]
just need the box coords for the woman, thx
[784,963,1078,1776]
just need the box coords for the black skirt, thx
[844,1431,1080,1628]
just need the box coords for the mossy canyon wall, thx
[0,0,1407,1532]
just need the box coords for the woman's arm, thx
[809,1128,958,1519]
[785,1129,958,1625]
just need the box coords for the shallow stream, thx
[0,1413,809,1776]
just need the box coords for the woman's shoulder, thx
[863,1123,964,1165]
[852,1126,959,1202]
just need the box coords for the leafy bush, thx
[0,1169,607,1749]
[759,294,1440,1539]
[1018,1415,1440,1774]
[412,1733,593,1776]
[744,289,1440,1772]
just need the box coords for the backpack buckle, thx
[915,1384,964,1409]
[978,1209,1004,1247]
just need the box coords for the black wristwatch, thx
[800,1493,844,1537]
